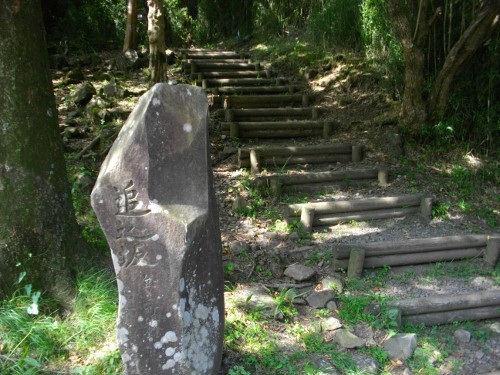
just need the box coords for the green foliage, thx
[0,270,118,374]
[360,0,404,96]
[273,289,300,321]
[307,0,361,50]
[46,0,126,52]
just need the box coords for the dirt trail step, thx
[193,71,271,80]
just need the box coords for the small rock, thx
[284,264,316,281]
[320,276,343,293]
[383,333,417,360]
[454,329,471,343]
[65,68,84,84]
[306,290,336,309]
[326,300,338,311]
[101,83,123,99]
[475,351,484,359]
[219,146,238,159]
[232,196,247,212]
[321,317,342,331]
[309,355,340,374]
[333,329,365,349]
[229,241,251,255]
[351,353,379,374]
[72,81,96,107]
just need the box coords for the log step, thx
[193,71,270,79]
[252,169,388,189]
[183,52,243,59]
[191,61,261,73]
[201,78,285,88]
[238,143,362,170]
[285,195,432,230]
[388,290,500,325]
[208,86,298,95]
[225,107,319,121]
[221,120,332,139]
[334,234,499,273]
[222,94,308,108]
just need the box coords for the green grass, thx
[0,269,120,374]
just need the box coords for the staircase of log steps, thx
[178,48,499,325]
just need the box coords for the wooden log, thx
[211,86,297,95]
[302,95,310,107]
[183,59,251,69]
[420,197,433,219]
[238,129,324,139]
[239,144,353,158]
[348,248,365,278]
[229,123,239,138]
[226,107,318,120]
[300,206,315,233]
[484,235,500,269]
[287,195,423,216]
[252,169,380,187]
[222,94,306,109]
[249,149,260,174]
[362,247,483,268]
[401,306,500,325]
[308,207,421,226]
[184,52,242,59]
[323,121,334,138]
[270,177,283,198]
[352,145,363,162]
[194,71,268,79]
[202,78,281,88]
[390,290,500,315]
[221,121,324,131]
[191,62,259,71]
[333,235,488,259]
[378,169,389,186]
[239,154,353,168]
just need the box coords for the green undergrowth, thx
[0,269,120,374]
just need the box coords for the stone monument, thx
[91,83,224,374]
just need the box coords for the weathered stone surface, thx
[333,329,365,349]
[91,83,224,374]
[72,81,96,106]
[383,333,417,360]
[321,317,342,331]
[306,289,336,308]
[454,329,471,343]
[309,355,340,374]
[320,276,343,293]
[284,264,316,281]
[351,353,379,374]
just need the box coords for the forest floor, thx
[42,37,500,374]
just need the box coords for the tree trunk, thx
[386,0,429,134]
[123,0,139,52]
[427,0,500,121]
[0,0,83,305]
[147,0,167,83]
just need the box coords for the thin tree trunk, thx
[147,0,167,83]
[0,0,85,304]
[427,0,500,120]
[123,0,139,52]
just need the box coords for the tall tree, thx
[386,0,500,133]
[123,0,139,52]
[0,0,83,304]
[147,0,167,83]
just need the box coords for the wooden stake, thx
[300,206,315,233]
[348,248,365,278]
